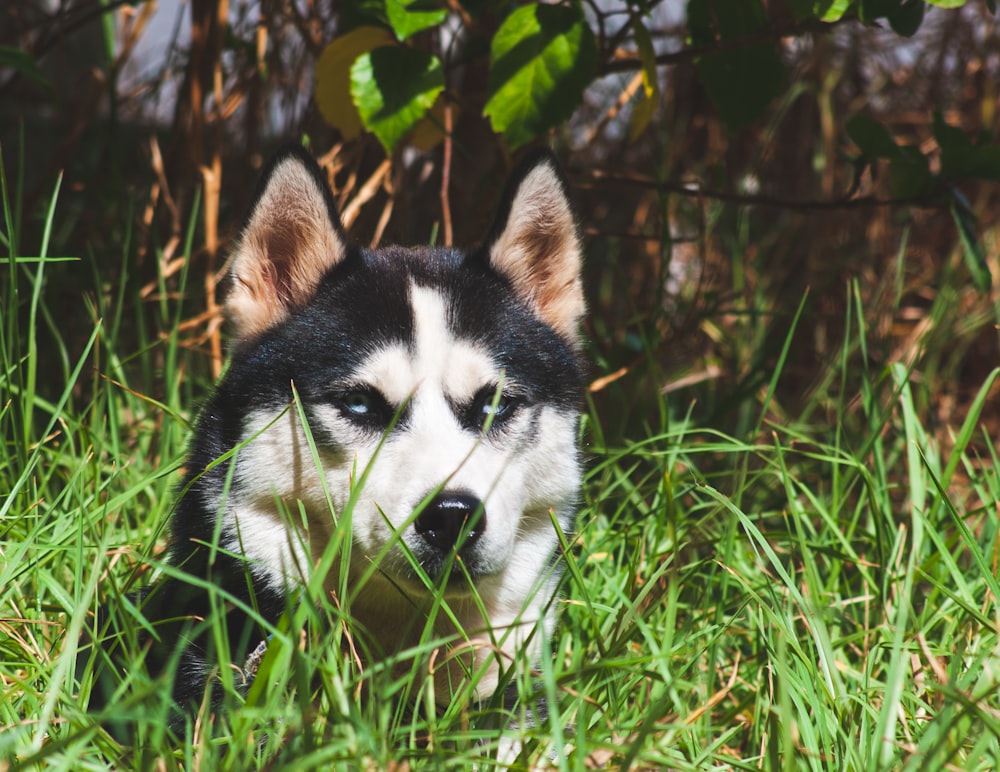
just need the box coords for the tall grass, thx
[2,144,999,771]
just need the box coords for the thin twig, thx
[341,159,392,229]
[580,70,645,148]
[602,18,832,75]
[441,101,454,247]
[371,165,397,248]
[19,0,139,62]
[581,226,697,243]
[579,170,916,211]
[203,0,229,378]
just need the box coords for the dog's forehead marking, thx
[356,281,496,404]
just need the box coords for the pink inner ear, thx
[262,223,304,306]
[225,154,349,346]
[487,163,585,347]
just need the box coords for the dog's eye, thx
[468,387,520,431]
[481,394,512,420]
[343,392,375,415]
[330,388,392,427]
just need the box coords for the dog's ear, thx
[485,150,584,347]
[226,146,349,345]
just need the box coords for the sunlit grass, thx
[2,148,1000,771]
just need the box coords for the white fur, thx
[222,280,579,699]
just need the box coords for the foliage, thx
[304,0,1000,278]
[3,0,1000,769]
[687,0,786,129]
[484,4,597,149]
[312,0,998,186]
[0,45,51,95]
[2,144,1000,768]
[350,44,444,152]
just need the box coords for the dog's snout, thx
[415,492,486,552]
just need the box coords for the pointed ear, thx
[485,150,585,347]
[226,145,349,345]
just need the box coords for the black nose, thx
[414,493,486,552]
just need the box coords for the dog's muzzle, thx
[414,492,486,553]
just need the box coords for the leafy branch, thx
[315,0,994,154]
[601,17,832,75]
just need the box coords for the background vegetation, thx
[2,0,1000,768]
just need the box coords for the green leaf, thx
[887,0,925,35]
[846,114,898,158]
[0,45,53,95]
[784,0,819,21]
[385,0,447,41]
[629,14,659,141]
[350,45,444,153]
[689,0,768,43]
[932,109,971,151]
[933,111,1000,182]
[933,110,976,178]
[859,0,897,22]
[629,91,658,143]
[814,0,855,21]
[687,0,786,129]
[484,3,597,148]
[969,146,1000,182]
[925,0,967,7]
[888,145,931,199]
[633,15,658,98]
[694,45,785,128]
[314,27,396,140]
[950,204,992,291]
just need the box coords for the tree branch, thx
[578,170,920,212]
[601,18,834,75]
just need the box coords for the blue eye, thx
[329,387,392,428]
[343,391,374,415]
[469,387,520,431]
[481,395,512,419]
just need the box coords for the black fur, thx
[88,146,584,736]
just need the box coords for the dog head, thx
[191,147,585,624]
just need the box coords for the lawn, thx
[3,148,1000,771]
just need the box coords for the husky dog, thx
[130,145,584,723]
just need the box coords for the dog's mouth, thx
[379,537,495,595]
[407,492,491,584]
[391,541,493,590]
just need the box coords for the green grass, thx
[3,151,1000,771]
